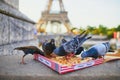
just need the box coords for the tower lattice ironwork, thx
[36,0,72,34]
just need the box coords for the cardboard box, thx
[34,54,104,74]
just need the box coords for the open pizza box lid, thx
[104,53,120,62]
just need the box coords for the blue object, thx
[81,42,110,59]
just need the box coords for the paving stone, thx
[0,54,120,80]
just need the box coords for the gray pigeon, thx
[81,42,110,59]
[53,31,91,56]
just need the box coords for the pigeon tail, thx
[63,33,92,54]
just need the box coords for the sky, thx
[19,0,120,29]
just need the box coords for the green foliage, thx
[98,24,107,35]
[71,24,120,39]
[116,25,120,31]
[107,30,113,39]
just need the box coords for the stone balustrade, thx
[0,1,36,55]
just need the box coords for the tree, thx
[115,25,120,31]
[98,24,107,35]
[86,25,96,34]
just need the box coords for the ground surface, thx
[0,54,120,80]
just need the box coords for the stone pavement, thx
[0,54,120,80]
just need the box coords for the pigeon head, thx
[50,39,55,44]
[81,48,99,59]
[81,51,88,59]
[42,39,56,56]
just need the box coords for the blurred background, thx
[19,0,120,50]
[0,0,120,56]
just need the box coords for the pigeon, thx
[14,46,44,64]
[61,38,84,55]
[81,42,110,59]
[52,31,91,58]
[42,39,56,57]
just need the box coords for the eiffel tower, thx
[36,0,72,34]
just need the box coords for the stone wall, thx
[0,1,37,55]
[3,0,19,9]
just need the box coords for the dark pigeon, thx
[14,46,44,64]
[42,39,56,57]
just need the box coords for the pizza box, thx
[104,53,120,62]
[33,54,104,74]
